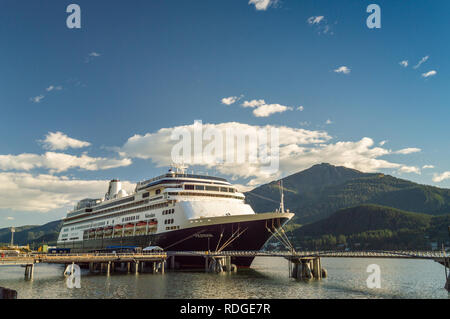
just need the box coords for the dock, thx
[0,252,167,279]
[1,250,449,291]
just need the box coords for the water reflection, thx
[0,257,448,299]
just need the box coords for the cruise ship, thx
[57,169,294,267]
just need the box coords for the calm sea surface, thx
[0,257,448,299]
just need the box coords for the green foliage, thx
[292,204,450,250]
[0,220,62,246]
[246,163,450,224]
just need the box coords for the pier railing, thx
[0,250,447,263]
[165,249,447,260]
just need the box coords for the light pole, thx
[10,227,15,247]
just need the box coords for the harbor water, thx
[0,257,448,299]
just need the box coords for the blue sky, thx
[0,0,449,227]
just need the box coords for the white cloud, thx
[41,131,91,151]
[30,95,45,103]
[307,16,324,25]
[241,99,294,117]
[297,106,304,111]
[0,172,134,212]
[252,104,293,117]
[325,119,333,125]
[399,166,421,174]
[432,171,450,183]
[395,148,421,155]
[248,0,276,11]
[221,96,240,105]
[334,66,351,74]
[46,85,62,92]
[0,152,132,173]
[85,52,102,63]
[6,216,14,220]
[422,165,434,169]
[120,121,330,164]
[379,140,387,146]
[307,16,333,35]
[399,60,408,67]
[413,55,429,69]
[242,99,266,108]
[119,122,421,187]
[422,70,437,78]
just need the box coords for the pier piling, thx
[24,263,34,280]
[445,257,449,292]
[0,287,17,299]
[290,257,323,281]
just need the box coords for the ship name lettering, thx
[194,234,213,238]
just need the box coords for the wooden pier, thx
[0,253,167,279]
[1,250,449,291]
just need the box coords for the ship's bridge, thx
[136,172,231,192]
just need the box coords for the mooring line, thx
[215,228,225,252]
[276,218,295,252]
[218,228,248,253]
[272,218,292,250]
[217,226,243,252]
[266,219,291,251]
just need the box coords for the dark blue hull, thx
[58,215,291,268]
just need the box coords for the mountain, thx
[0,220,62,247]
[245,163,450,223]
[2,163,450,249]
[291,204,450,250]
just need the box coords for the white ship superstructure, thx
[58,169,293,267]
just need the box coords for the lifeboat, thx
[113,224,123,237]
[123,223,134,236]
[88,229,96,239]
[135,221,148,235]
[95,227,104,238]
[104,226,113,236]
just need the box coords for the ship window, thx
[220,187,228,192]
[228,188,235,193]
[205,186,219,191]
[155,189,161,195]
[195,185,205,190]
[143,192,150,198]
[184,185,195,190]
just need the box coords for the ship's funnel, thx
[106,179,122,200]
